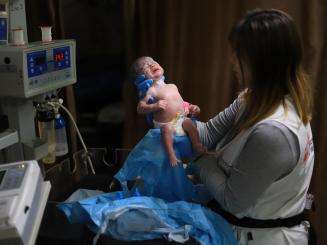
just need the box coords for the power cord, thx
[47,99,96,174]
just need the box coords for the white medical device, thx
[0,40,76,98]
[0,161,50,245]
[0,40,76,161]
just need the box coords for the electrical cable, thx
[48,100,96,174]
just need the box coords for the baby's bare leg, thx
[182,118,206,154]
[161,124,180,166]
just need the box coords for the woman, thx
[192,9,314,245]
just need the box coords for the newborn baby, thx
[131,56,206,166]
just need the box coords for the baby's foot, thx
[169,155,181,167]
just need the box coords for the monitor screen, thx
[54,52,65,62]
[35,56,46,66]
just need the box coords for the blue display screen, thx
[27,50,47,78]
[26,46,71,78]
[53,46,71,70]
[0,18,7,41]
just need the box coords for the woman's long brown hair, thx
[229,9,313,131]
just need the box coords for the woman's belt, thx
[218,208,307,228]
[209,203,316,245]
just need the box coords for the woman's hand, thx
[184,153,218,184]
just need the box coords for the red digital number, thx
[55,53,64,62]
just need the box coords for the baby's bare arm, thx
[137,100,158,114]
[137,93,167,114]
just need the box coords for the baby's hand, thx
[189,104,200,117]
[156,100,167,111]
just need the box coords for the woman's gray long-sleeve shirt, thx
[195,98,300,215]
